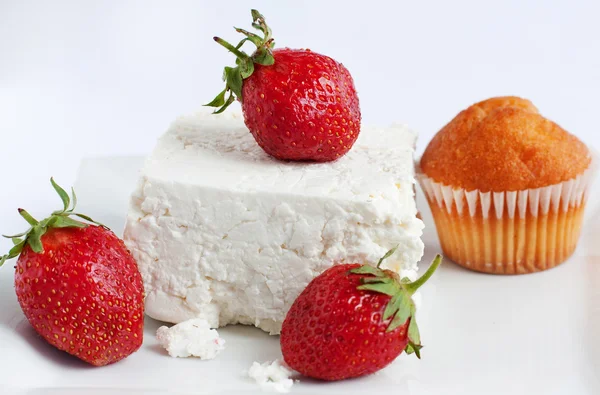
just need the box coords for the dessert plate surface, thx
[0,156,599,395]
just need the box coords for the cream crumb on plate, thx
[156,318,225,359]
[247,359,296,393]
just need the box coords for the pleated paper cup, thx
[417,157,597,274]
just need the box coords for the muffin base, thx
[418,156,596,274]
[429,203,585,274]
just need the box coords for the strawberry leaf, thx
[405,341,423,358]
[360,276,390,284]
[42,216,58,227]
[18,209,38,226]
[235,38,249,50]
[383,293,402,320]
[357,282,397,296]
[350,265,385,276]
[405,304,423,358]
[407,306,421,345]
[253,47,275,66]
[239,58,255,79]
[72,213,102,226]
[51,177,70,214]
[225,67,243,99]
[52,216,88,229]
[388,295,412,331]
[69,187,78,213]
[207,9,275,112]
[376,245,399,268]
[251,9,272,41]
[205,88,227,108]
[27,226,45,253]
[212,92,236,114]
[353,252,442,360]
[0,238,26,267]
[0,179,106,265]
[2,229,32,239]
[234,27,263,46]
[11,239,25,254]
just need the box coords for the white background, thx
[1,0,600,239]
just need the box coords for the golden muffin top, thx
[420,96,591,192]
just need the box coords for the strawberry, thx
[206,9,361,162]
[1,179,144,366]
[280,249,442,381]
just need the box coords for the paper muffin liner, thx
[417,156,598,274]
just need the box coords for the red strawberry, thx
[280,249,442,381]
[206,9,361,162]
[1,179,144,366]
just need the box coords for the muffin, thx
[419,96,596,274]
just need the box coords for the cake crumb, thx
[156,318,225,359]
[247,359,295,393]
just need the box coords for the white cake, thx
[124,109,424,334]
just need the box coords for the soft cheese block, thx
[124,109,424,334]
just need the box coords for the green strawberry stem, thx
[205,9,275,114]
[404,254,443,294]
[0,178,104,266]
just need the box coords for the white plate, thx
[1,156,599,395]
